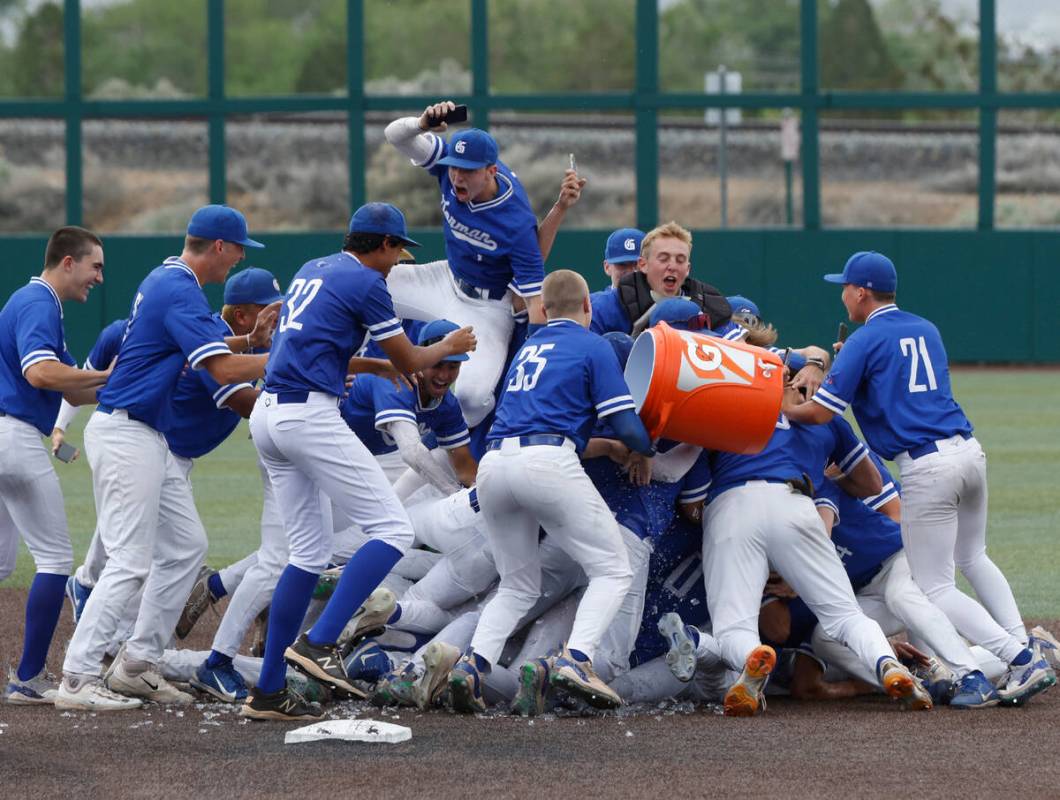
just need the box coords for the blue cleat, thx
[191,661,249,703]
[448,650,487,714]
[915,657,955,706]
[65,576,91,625]
[950,670,1000,709]
[342,639,392,684]
[4,667,57,705]
[512,657,552,717]
[658,612,700,683]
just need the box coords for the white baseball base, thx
[284,719,412,745]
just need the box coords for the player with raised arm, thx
[783,251,1056,705]
[445,269,655,713]
[57,206,271,711]
[1,227,110,704]
[241,202,475,721]
[383,101,546,427]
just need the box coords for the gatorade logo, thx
[455,140,467,154]
[675,330,756,391]
[624,238,636,251]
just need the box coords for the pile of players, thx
[2,99,1057,721]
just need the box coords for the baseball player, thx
[57,205,271,712]
[783,250,1056,704]
[444,269,655,713]
[589,221,731,337]
[597,228,645,290]
[0,227,110,704]
[383,102,546,427]
[241,202,475,721]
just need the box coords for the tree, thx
[819,0,903,91]
[10,1,63,97]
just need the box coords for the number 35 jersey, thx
[812,304,971,460]
[265,251,404,398]
[487,318,636,454]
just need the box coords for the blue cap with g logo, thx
[604,228,645,265]
[224,267,283,305]
[417,318,470,362]
[437,129,499,170]
[823,251,897,293]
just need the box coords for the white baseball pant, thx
[64,410,208,675]
[609,654,728,706]
[249,391,413,574]
[386,260,516,428]
[896,435,1026,663]
[471,438,633,666]
[811,550,981,683]
[703,482,896,684]
[0,415,74,579]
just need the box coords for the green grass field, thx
[3,368,1058,615]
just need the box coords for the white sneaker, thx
[54,674,142,711]
[106,655,194,705]
[4,667,58,705]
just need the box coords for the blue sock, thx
[1011,648,1032,666]
[205,650,233,670]
[207,572,227,600]
[256,565,319,694]
[17,573,67,681]
[387,605,402,625]
[307,539,403,646]
[568,648,591,663]
[875,654,894,680]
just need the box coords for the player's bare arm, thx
[346,357,415,391]
[24,360,110,397]
[832,454,883,499]
[538,168,587,262]
[222,386,260,419]
[376,326,476,375]
[447,445,478,487]
[200,352,269,386]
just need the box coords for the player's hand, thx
[419,101,456,132]
[50,427,79,461]
[627,451,653,486]
[442,325,476,357]
[781,381,804,414]
[765,573,797,599]
[606,440,631,465]
[832,340,844,354]
[790,365,824,399]
[248,301,282,350]
[556,169,587,211]
[823,462,843,480]
[892,640,931,668]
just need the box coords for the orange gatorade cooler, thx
[624,322,784,454]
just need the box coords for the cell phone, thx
[782,347,792,367]
[569,153,577,172]
[837,322,849,343]
[429,104,468,126]
[55,442,77,463]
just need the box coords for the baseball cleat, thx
[997,645,1056,706]
[414,641,461,710]
[512,658,552,717]
[659,612,699,683]
[106,654,194,705]
[54,674,142,712]
[250,606,269,659]
[286,671,333,706]
[448,651,487,714]
[241,684,324,721]
[950,670,1000,709]
[175,565,220,640]
[65,576,92,625]
[914,657,955,706]
[342,639,393,684]
[337,588,397,651]
[191,661,249,704]
[4,667,58,705]
[370,663,419,708]
[285,633,365,698]
[550,646,622,710]
[878,657,932,710]
[1029,626,1060,671]
[313,567,342,601]
[724,644,776,717]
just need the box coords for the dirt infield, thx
[2,587,1058,800]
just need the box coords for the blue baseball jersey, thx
[420,136,543,298]
[360,319,425,361]
[589,288,630,335]
[488,319,636,453]
[817,477,903,591]
[860,451,900,511]
[164,314,259,460]
[340,374,470,457]
[700,414,805,501]
[812,305,972,459]
[790,415,868,495]
[0,277,77,435]
[85,318,126,371]
[265,252,403,398]
[99,258,232,433]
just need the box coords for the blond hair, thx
[542,269,589,318]
[641,221,692,260]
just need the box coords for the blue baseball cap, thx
[436,129,499,170]
[417,319,469,362]
[224,267,283,306]
[824,251,897,293]
[348,202,421,247]
[726,295,760,319]
[603,331,635,370]
[604,228,645,264]
[649,297,714,332]
[187,205,264,248]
